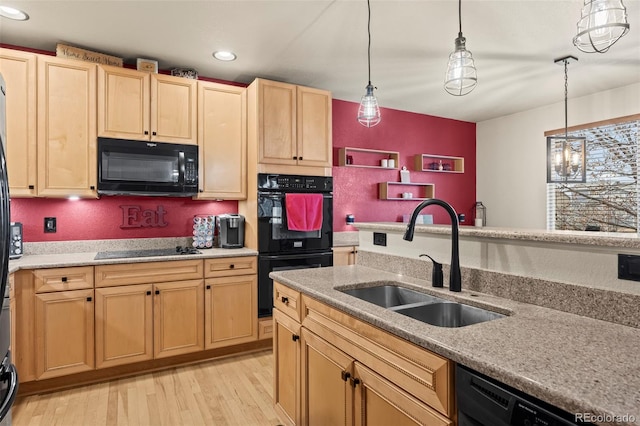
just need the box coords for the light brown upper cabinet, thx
[196,81,247,200]
[0,48,37,197]
[37,56,97,198]
[98,65,197,144]
[250,79,332,168]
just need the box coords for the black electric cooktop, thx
[94,246,201,260]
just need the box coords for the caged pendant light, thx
[357,0,381,127]
[546,56,586,184]
[444,0,477,96]
[573,0,630,53]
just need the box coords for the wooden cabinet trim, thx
[258,317,274,340]
[95,259,203,287]
[34,266,94,293]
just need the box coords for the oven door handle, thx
[0,362,18,421]
[260,252,331,261]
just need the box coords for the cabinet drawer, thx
[204,256,257,278]
[273,281,302,322]
[34,266,94,293]
[95,260,203,287]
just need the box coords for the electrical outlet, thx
[618,254,640,281]
[44,217,56,233]
[373,232,387,246]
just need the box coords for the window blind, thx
[547,120,639,233]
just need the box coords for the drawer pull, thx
[206,285,211,290]
[292,334,300,342]
[146,291,151,296]
[155,290,160,295]
[86,297,92,302]
[229,264,235,269]
[341,371,351,382]
[61,277,68,283]
[28,185,35,189]
[281,296,289,304]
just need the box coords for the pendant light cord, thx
[458,0,462,36]
[367,0,372,85]
[564,59,568,138]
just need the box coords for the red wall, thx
[10,197,237,242]
[331,100,476,232]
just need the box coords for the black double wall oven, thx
[257,174,333,317]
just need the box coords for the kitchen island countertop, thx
[271,265,640,426]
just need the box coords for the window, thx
[547,116,639,233]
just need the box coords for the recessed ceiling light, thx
[212,51,237,62]
[0,5,29,21]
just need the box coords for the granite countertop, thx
[271,265,640,426]
[354,222,640,249]
[8,247,258,274]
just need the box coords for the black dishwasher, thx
[457,365,594,426]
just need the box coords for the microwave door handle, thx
[178,151,186,184]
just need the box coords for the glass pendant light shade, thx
[357,83,381,127]
[573,0,630,53]
[444,35,478,96]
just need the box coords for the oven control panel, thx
[258,174,332,192]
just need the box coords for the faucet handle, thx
[419,254,443,288]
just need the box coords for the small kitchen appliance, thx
[216,214,245,249]
[8,223,22,259]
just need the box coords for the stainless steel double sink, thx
[341,283,505,328]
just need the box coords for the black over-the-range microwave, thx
[97,137,198,197]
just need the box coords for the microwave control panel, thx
[185,158,197,184]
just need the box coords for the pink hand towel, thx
[285,193,323,231]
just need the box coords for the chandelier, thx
[547,56,586,184]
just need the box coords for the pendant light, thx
[546,56,586,184]
[573,0,630,53]
[357,0,381,127]
[444,0,477,96]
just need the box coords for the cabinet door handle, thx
[206,285,211,290]
[229,264,235,269]
[61,277,68,282]
[281,296,289,304]
[86,297,92,302]
[144,130,149,135]
[293,156,298,160]
[28,185,35,189]
[152,131,157,136]
[350,377,360,388]
[341,371,351,382]
[146,291,151,296]
[90,186,95,190]
[299,156,303,160]
[292,334,300,342]
[155,290,160,295]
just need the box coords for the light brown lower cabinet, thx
[332,246,358,266]
[154,279,205,358]
[273,281,454,426]
[35,289,95,379]
[273,308,301,426]
[95,284,154,369]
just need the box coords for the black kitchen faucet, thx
[403,199,462,292]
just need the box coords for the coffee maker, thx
[216,214,245,248]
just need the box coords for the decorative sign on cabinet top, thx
[56,43,123,67]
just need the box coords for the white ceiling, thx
[1,0,638,122]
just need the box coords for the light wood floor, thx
[12,350,282,426]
